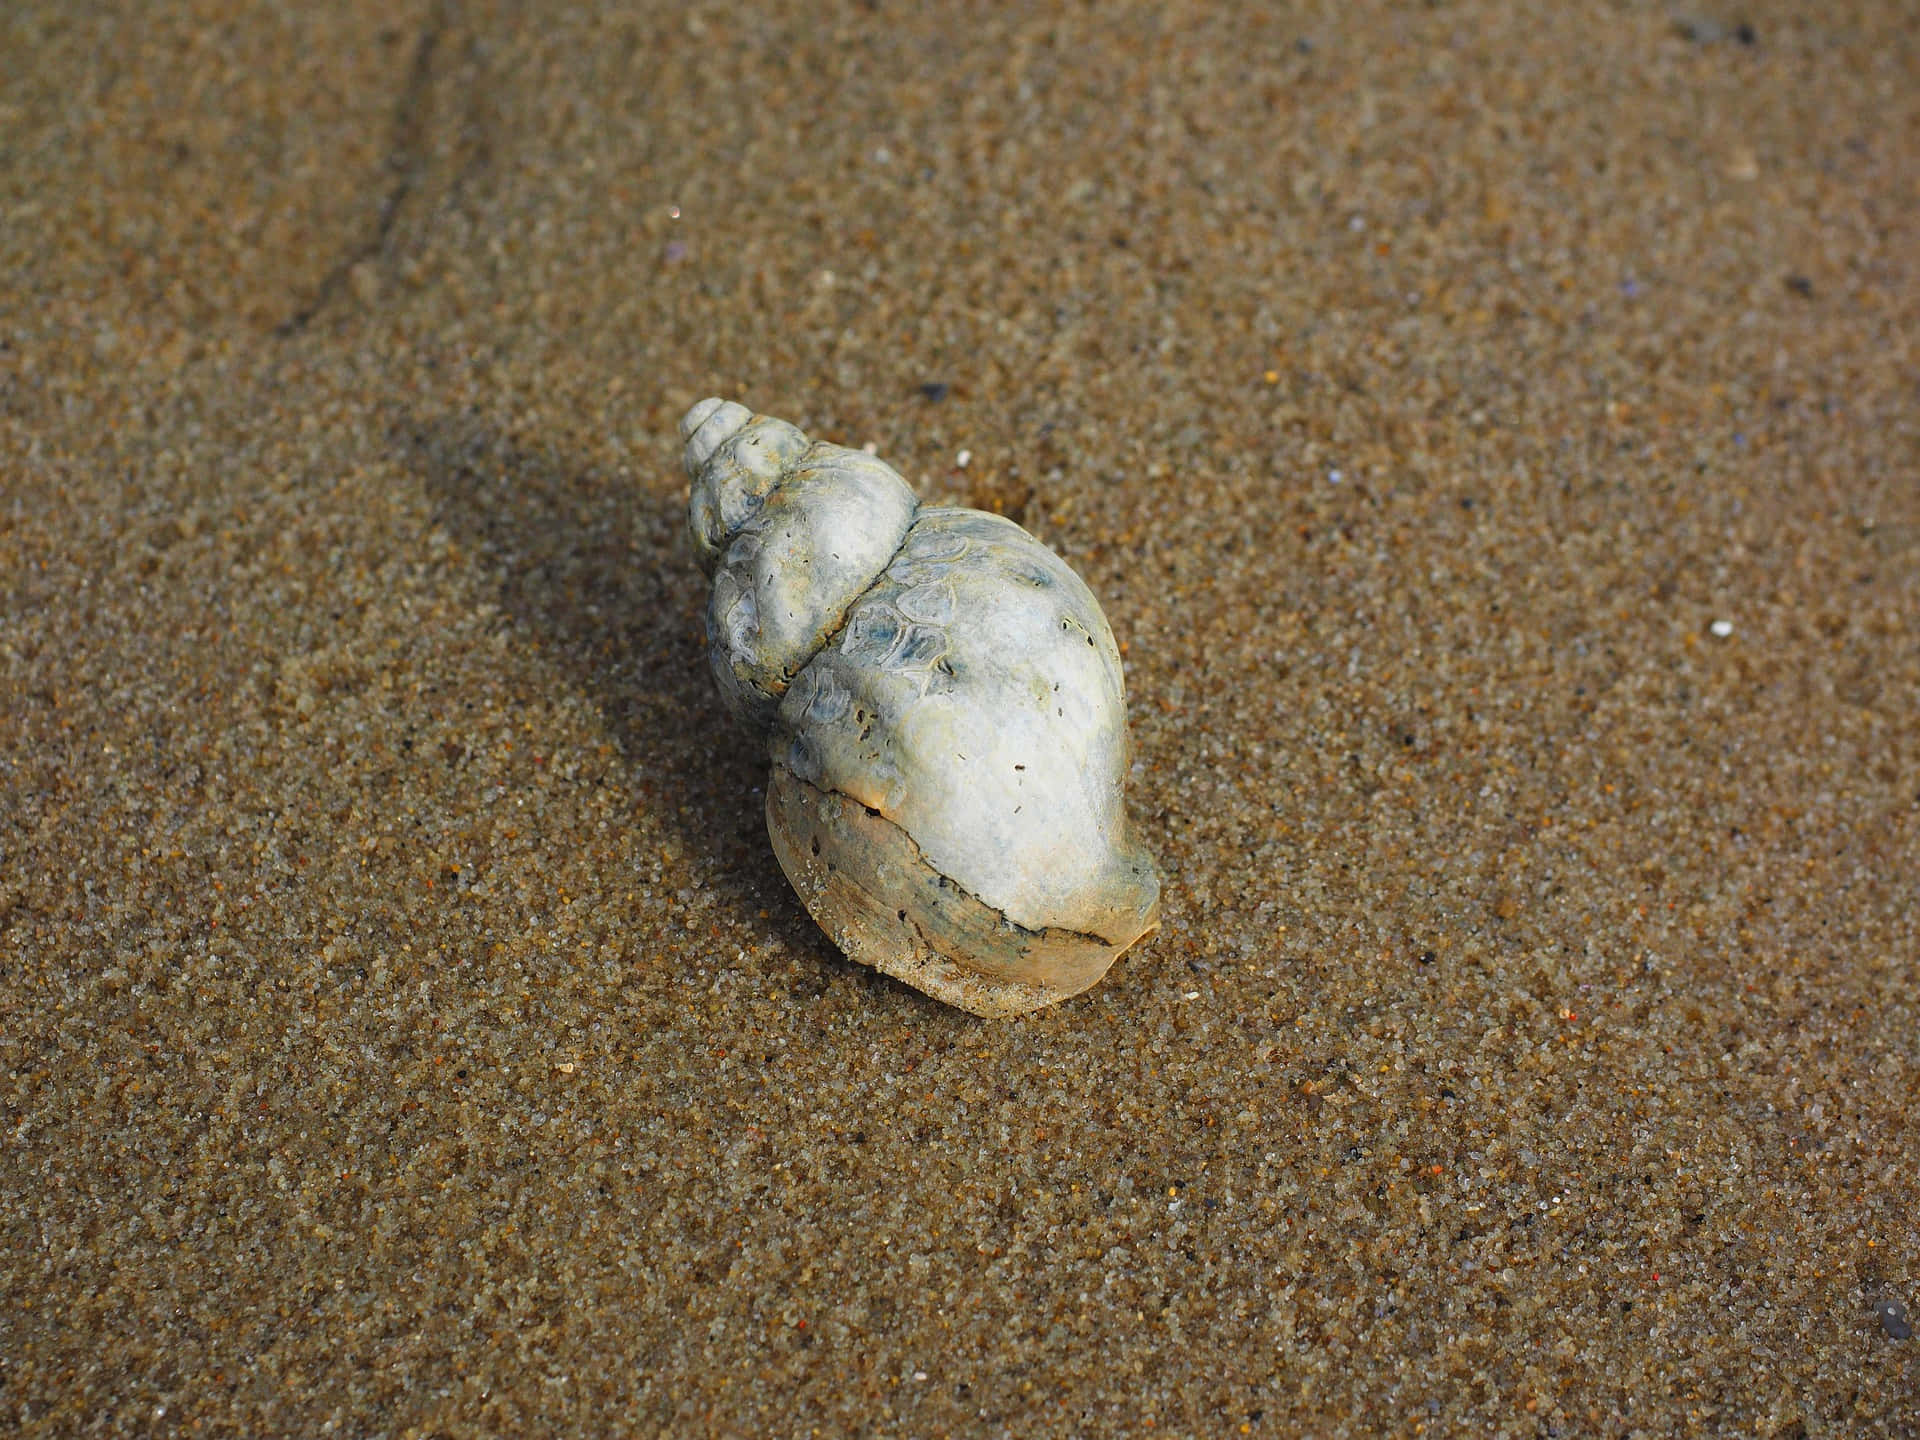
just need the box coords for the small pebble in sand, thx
[1709,619,1734,638]
[1877,1297,1912,1341]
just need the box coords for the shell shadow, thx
[397,409,982,1021]
[399,410,787,921]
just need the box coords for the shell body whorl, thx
[682,399,1159,1016]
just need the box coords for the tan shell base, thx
[765,765,1157,1018]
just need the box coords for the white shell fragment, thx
[681,399,1160,1016]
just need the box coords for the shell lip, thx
[765,767,1160,1015]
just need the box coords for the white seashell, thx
[681,399,1159,1016]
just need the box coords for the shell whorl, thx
[683,399,811,577]
[683,399,919,735]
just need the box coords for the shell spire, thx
[683,398,1159,1016]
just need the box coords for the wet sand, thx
[2,1,1916,1433]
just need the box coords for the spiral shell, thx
[682,398,1160,1017]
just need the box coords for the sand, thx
[2,1,1915,1433]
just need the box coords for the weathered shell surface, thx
[682,398,1159,1016]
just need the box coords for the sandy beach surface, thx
[3,1,1915,1433]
